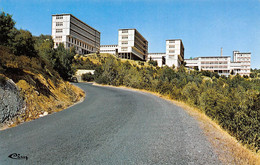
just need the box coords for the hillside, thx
[73,53,151,70]
[0,46,85,128]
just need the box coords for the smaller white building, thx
[99,29,148,61]
[100,45,118,55]
[185,51,251,76]
[148,53,166,67]
[148,39,185,68]
[233,51,251,76]
[185,56,231,76]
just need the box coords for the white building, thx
[118,29,148,61]
[233,51,251,76]
[100,29,148,61]
[52,14,100,55]
[185,51,251,76]
[185,56,231,76]
[166,40,185,68]
[148,53,166,67]
[100,45,118,55]
[148,39,185,68]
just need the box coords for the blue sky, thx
[1,0,260,68]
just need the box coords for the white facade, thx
[185,51,251,76]
[166,40,185,68]
[233,51,251,76]
[52,14,100,55]
[100,45,118,55]
[118,29,148,61]
[185,56,231,76]
[148,39,184,68]
[148,53,166,67]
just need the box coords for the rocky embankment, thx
[0,74,85,130]
[0,78,25,128]
[0,45,85,129]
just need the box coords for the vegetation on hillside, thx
[250,68,260,78]
[74,54,260,152]
[0,11,84,125]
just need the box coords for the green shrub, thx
[91,56,260,151]
[82,73,94,82]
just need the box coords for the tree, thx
[34,34,54,62]
[182,82,200,105]
[230,70,234,75]
[243,75,249,79]
[82,73,94,82]
[53,44,75,80]
[194,66,199,71]
[250,72,256,78]
[148,59,158,67]
[0,11,16,46]
[159,66,177,82]
[0,11,37,57]
[12,29,37,57]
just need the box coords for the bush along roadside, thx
[92,55,260,152]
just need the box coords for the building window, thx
[56,29,63,33]
[122,35,128,39]
[56,22,63,26]
[122,41,128,45]
[56,16,63,19]
[169,40,175,43]
[122,30,128,33]
[169,45,175,48]
[169,50,175,53]
[121,47,127,51]
[55,36,62,41]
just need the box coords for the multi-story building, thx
[118,29,148,61]
[51,14,100,55]
[100,29,148,61]
[100,45,118,55]
[233,51,251,76]
[166,39,185,68]
[148,39,185,68]
[185,51,251,76]
[185,56,231,76]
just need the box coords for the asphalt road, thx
[0,83,221,165]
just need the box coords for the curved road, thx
[0,83,220,164]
